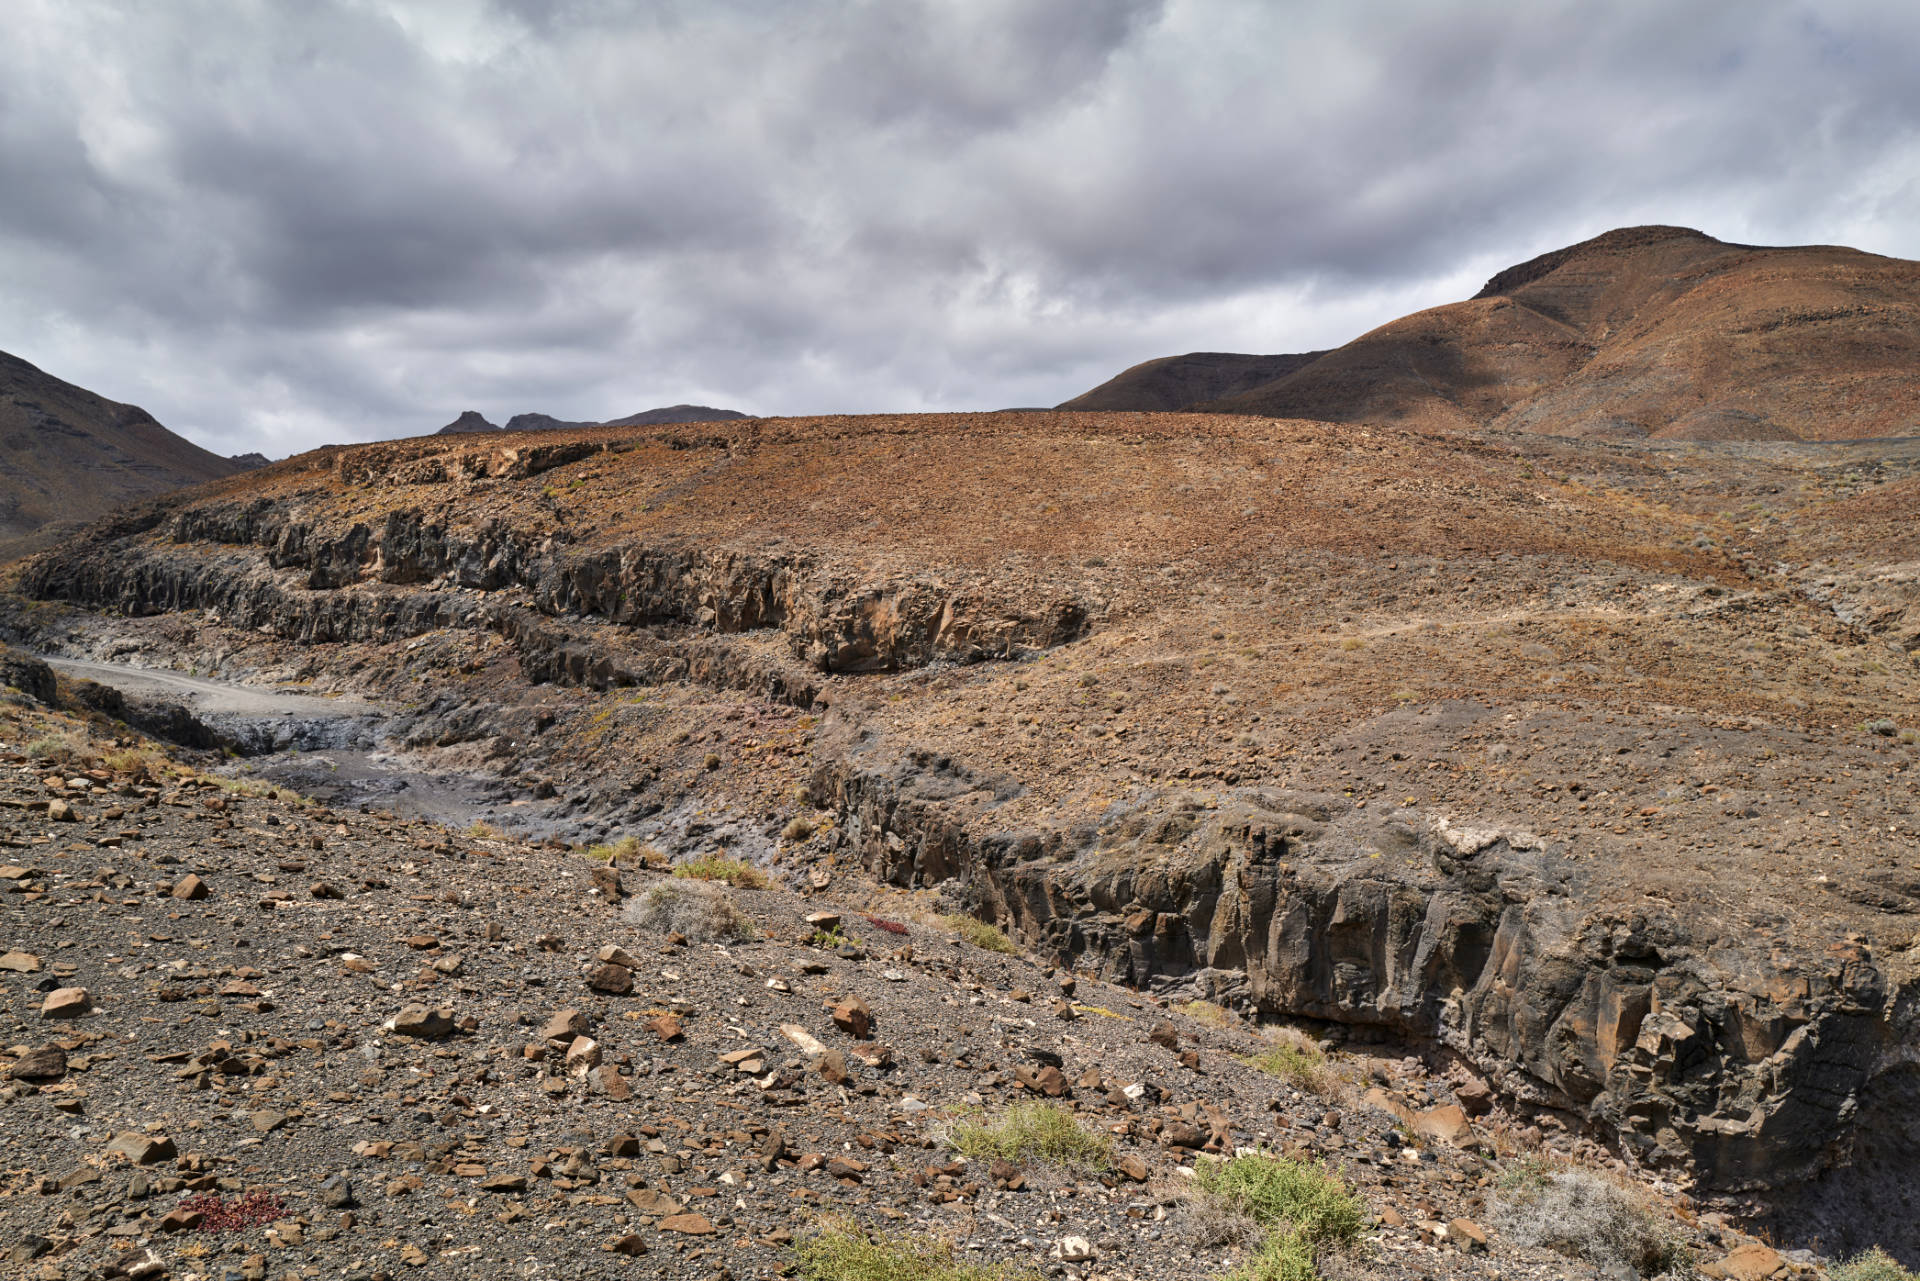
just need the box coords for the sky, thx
[5,0,1920,457]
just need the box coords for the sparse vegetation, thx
[1243,1031,1336,1095]
[1176,999,1231,1026]
[585,835,664,867]
[782,814,816,842]
[942,913,1018,954]
[464,820,501,841]
[627,879,755,942]
[794,1219,1039,1281]
[807,923,850,949]
[1832,1247,1920,1281]
[948,1102,1111,1171]
[1491,1166,1688,1278]
[672,854,769,889]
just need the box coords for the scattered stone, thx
[5,1046,67,1081]
[40,986,91,1018]
[106,1132,178,1165]
[658,1212,716,1235]
[1448,1217,1488,1252]
[0,950,42,973]
[831,995,873,1040]
[543,1009,591,1041]
[389,1005,455,1040]
[587,962,633,994]
[1706,1244,1787,1281]
[172,873,208,900]
[1052,1237,1097,1263]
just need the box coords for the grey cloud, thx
[4,0,1920,456]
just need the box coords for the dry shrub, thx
[1491,1166,1688,1277]
[626,879,755,942]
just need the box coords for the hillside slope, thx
[1068,227,1920,441]
[0,350,242,557]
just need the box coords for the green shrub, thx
[1195,1154,1365,1249]
[1832,1248,1920,1281]
[794,1219,1039,1281]
[948,1102,1110,1171]
[1242,1035,1335,1095]
[1223,1228,1318,1281]
[671,855,768,889]
[783,814,816,842]
[942,913,1018,954]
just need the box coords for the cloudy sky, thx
[5,0,1920,456]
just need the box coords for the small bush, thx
[672,855,768,889]
[465,821,501,841]
[627,879,755,942]
[948,1102,1111,1171]
[1243,1033,1335,1095]
[783,814,816,842]
[1491,1167,1687,1277]
[942,914,1018,954]
[1195,1154,1365,1250]
[808,924,850,949]
[794,1219,1039,1281]
[1224,1228,1319,1281]
[863,914,909,935]
[1832,1248,1920,1281]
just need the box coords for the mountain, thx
[1064,226,1920,441]
[603,404,748,426]
[503,412,595,433]
[1059,350,1329,412]
[436,410,501,434]
[0,349,244,558]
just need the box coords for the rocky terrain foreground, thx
[6,407,1920,1272]
[0,681,1807,1281]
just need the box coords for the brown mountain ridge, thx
[0,349,246,560]
[1064,225,1920,441]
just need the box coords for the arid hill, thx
[0,349,244,559]
[1065,226,1920,441]
[12,409,1920,1260]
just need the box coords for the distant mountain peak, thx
[436,410,501,434]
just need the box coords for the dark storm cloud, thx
[4,0,1920,454]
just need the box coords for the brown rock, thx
[657,1213,715,1235]
[595,944,639,969]
[1453,1077,1494,1117]
[47,798,74,822]
[542,1009,590,1041]
[158,1207,204,1233]
[389,1005,455,1039]
[40,986,90,1019]
[6,1046,67,1081]
[824,1156,867,1181]
[586,963,633,995]
[1147,1021,1179,1050]
[480,1174,527,1193]
[626,1188,684,1215]
[589,866,623,899]
[813,1049,850,1084]
[591,1064,631,1100]
[0,950,44,973]
[1447,1217,1488,1252]
[1412,1104,1476,1148]
[106,1132,178,1165]
[1710,1244,1787,1281]
[1015,1064,1070,1097]
[831,995,873,1040]
[645,1013,683,1042]
[609,1234,646,1256]
[172,873,208,900]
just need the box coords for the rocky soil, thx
[0,684,1791,1281]
[6,409,1920,1269]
